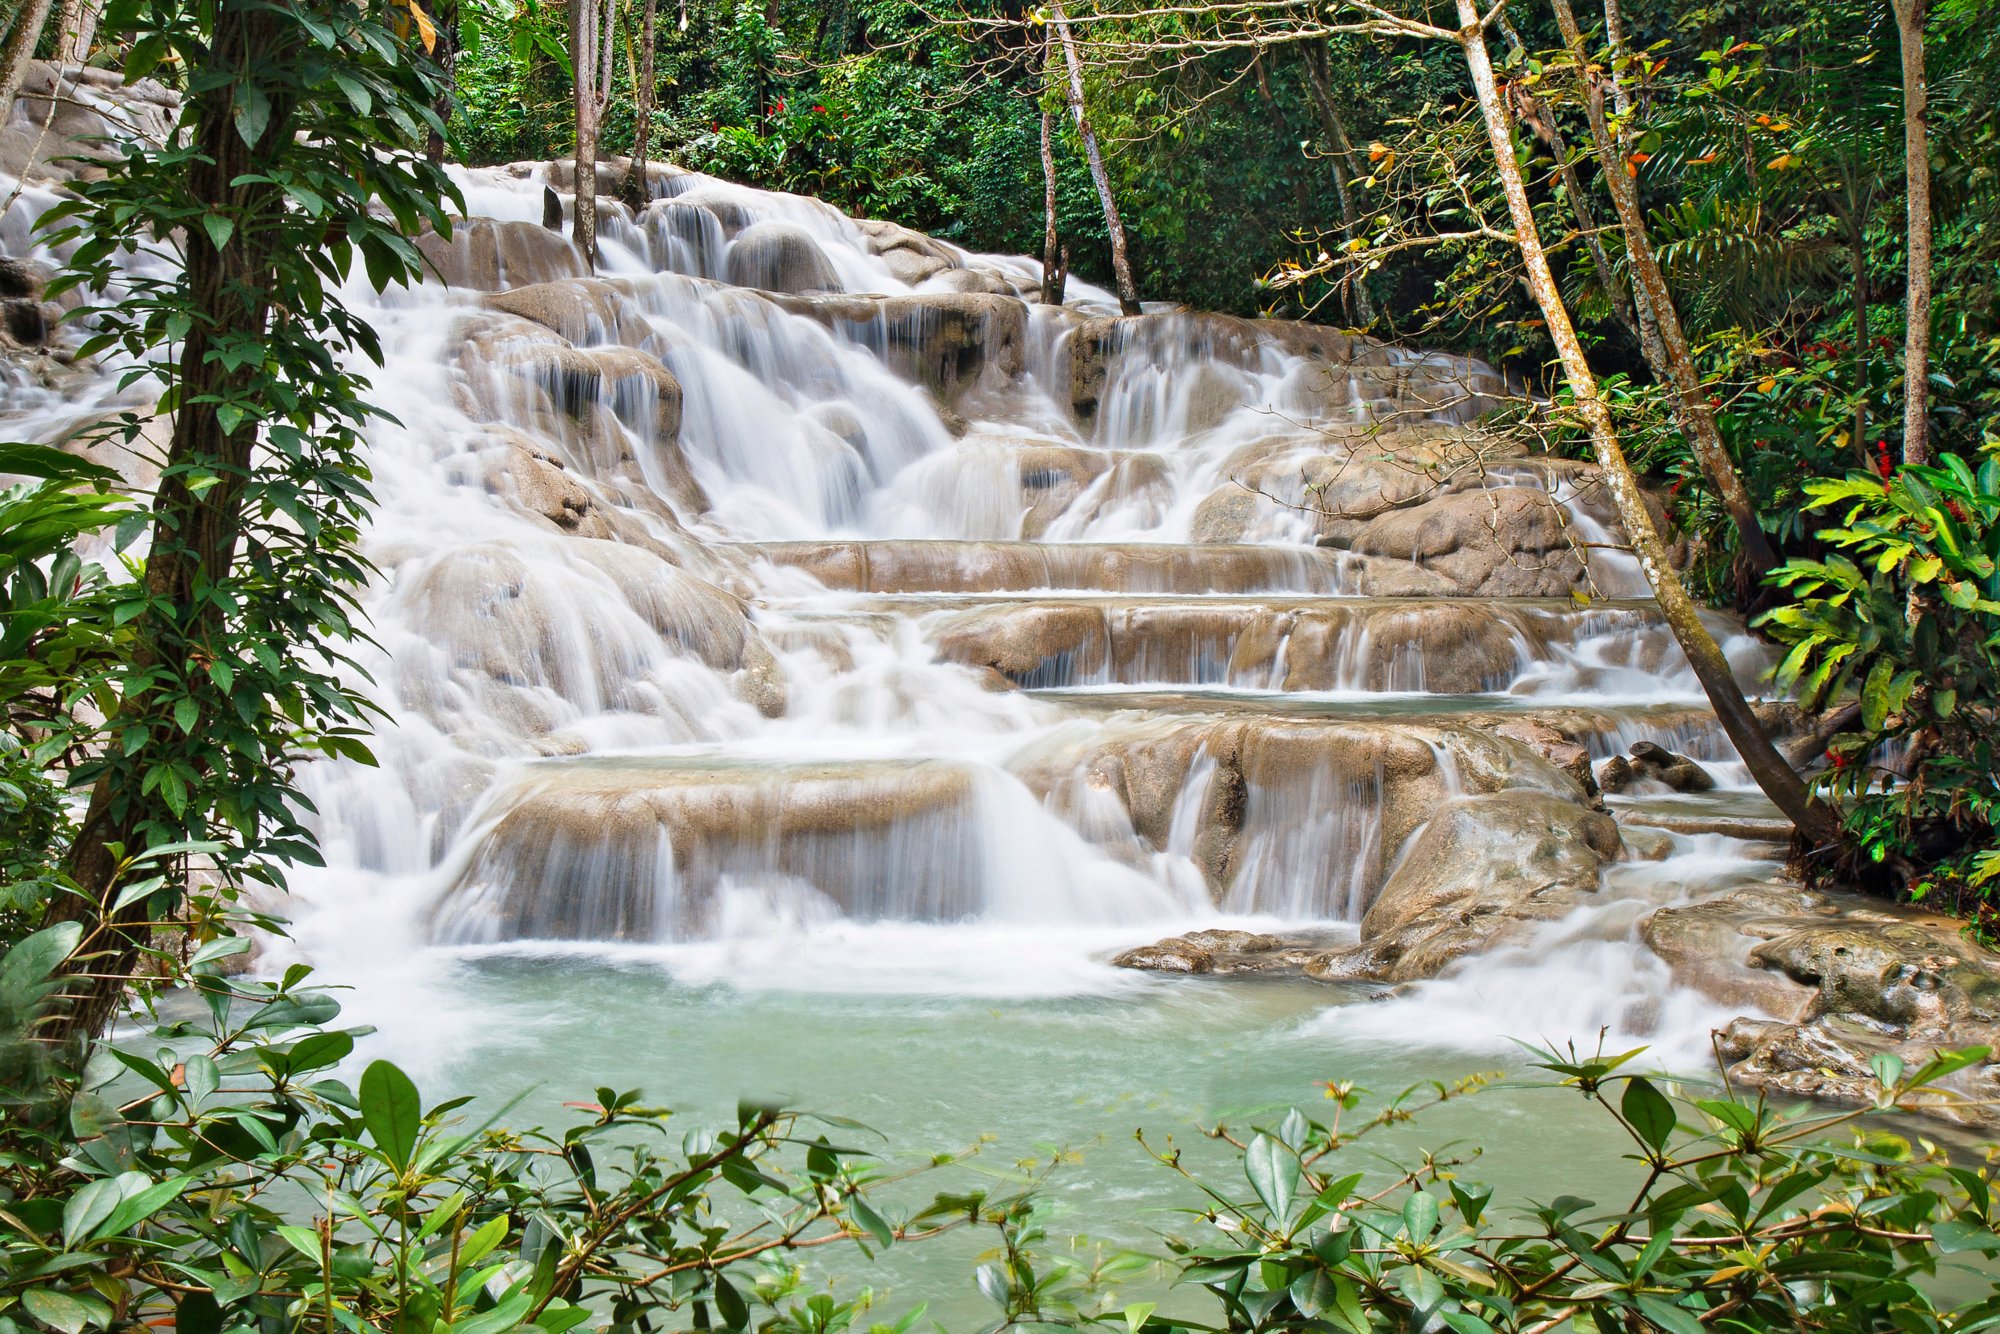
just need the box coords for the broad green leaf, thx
[849,1194,894,1247]
[1620,1077,1676,1152]
[359,1059,422,1173]
[22,1289,111,1334]
[1245,1133,1298,1223]
[1403,1188,1439,1242]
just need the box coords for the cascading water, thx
[4,137,1799,1161]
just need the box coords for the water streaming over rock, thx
[2,150,1789,1068]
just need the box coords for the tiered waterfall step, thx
[775,593,1699,694]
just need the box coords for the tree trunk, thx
[1849,218,1872,465]
[1891,0,1932,465]
[570,0,614,269]
[570,0,595,268]
[1049,0,1139,315]
[50,0,300,1048]
[1039,87,1065,305]
[0,0,57,119]
[622,0,657,207]
[1549,0,1779,586]
[1300,42,1376,326]
[53,0,97,63]
[1455,0,1842,853]
[1493,14,1638,343]
[426,0,458,165]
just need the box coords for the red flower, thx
[813,104,826,113]
[1875,452,1894,479]
[1828,749,1849,769]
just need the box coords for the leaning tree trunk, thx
[0,0,57,119]
[1048,0,1139,315]
[1891,0,1932,465]
[1300,42,1376,326]
[1455,0,1843,853]
[1493,13,1638,343]
[1550,0,1779,585]
[50,0,300,1048]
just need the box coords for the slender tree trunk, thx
[50,0,300,1047]
[1493,13,1638,343]
[1049,0,1139,315]
[623,0,657,207]
[1549,0,1779,585]
[426,0,458,165]
[1891,0,1932,465]
[0,0,57,118]
[1301,42,1376,325]
[1455,0,1842,853]
[1848,215,1872,464]
[570,0,612,268]
[1039,88,1066,305]
[53,0,96,63]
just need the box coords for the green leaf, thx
[358,1059,422,1173]
[232,83,272,147]
[277,1224,325,1264]
[1324,1276,1368,1334]
[712,1275,749,1331]
[849,1194,894,1247]
[1403,1188,1439,1242]
[1288,1269,1334,1319]
[91,1176,193,1242]
[1122,1301,1157,1334]
[62,1176,136,1249]
[1244,1133,1297,1222]
[1634,1295,1706,1334]
[1934,1220,2000,1254]
[1861,657,1895,731]
[200,214,235,251]
[22,1289,111,1334]
[1620,1077,1676,1152]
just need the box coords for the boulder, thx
[1333,486,1588,599]
[1309,789,1622,983]
[1642,884,2000,1127]
[772,291,1027,403]
[485,278,653,346]
[1600,740,1715,793]
[416,218,586,291]
[1113,928,1343,976]
[724,221,844,294]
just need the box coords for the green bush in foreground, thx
[6,921,2000,1334]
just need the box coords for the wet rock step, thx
[741,539,1372,595]
[430,753,1185,945]
[434,755,989,943]
[1610,791,1795,842]
[889,595,1725,695]
[1012,712,1603,921]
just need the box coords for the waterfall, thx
[1,150,1784,1068]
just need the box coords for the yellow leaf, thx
[1757,377,1776,394]
[396,0,438,52]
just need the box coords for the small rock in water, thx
[1113,928,1331,977]
[1600,740,1714,794]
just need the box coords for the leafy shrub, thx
[1759,443,2000,895]
[0,923,1055,1334]
[1144,1044,2000,1333]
